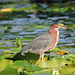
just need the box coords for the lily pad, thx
[0,27,7,30]
[56,50,69,55]
[0,55,5,60]
[25,65,44,72]
[36,57,69,69]
[13,60,44,72]
[2,50,14,58]
[70,73,75,75]
[33,26,47,29]
[0,68,18,75]
[0,59,13,71]
[59,63,75,75]
[15,38,22,47]
[54,8,60,12]
[11,47,21,52]
[51,47,59,51]
[20,38,34,41]
[65,7,74,12]
[64,54,75,63]
[2,50,12,53]
[25,69,51,75]
[0,8,12,12]
[13,60,30,67]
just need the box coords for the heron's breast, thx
[49,29,59,50]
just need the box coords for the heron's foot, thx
[42,57,43,61]
[38,58,43,63]
[38,59,41,63]
[37,53,44,63]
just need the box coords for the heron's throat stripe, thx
[49,28,59,50]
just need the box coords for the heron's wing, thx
[21,32,51,54]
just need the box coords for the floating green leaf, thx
[13,60,30,67]
[0,59,13,71]
[20,38,31,40]
[59,63,75,75]
[70,73,75,75]
[0,27,7,30]
[16,37,22,47]
[25,65,44,72]
[2,50,14,58]
[36,57,68,69]
[0,68,18,75]
[13,60,43,71]
[11,47,21,52]
[33,26,47,29]
[2,50,12,53]
[51,47,59,51]
[0,55,5,60]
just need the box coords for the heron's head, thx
[50,22,72,29]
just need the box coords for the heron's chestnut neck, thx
[48,24,59,49]
[49,24,59,34]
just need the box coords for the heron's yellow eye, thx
[58,24,64,27]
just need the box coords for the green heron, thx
[21,22,70,62]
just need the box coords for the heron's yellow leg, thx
[41,53,44,61]
[38,53,44,63]
[38,59,41,63]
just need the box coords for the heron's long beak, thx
[62,25,72,29]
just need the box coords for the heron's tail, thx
[21,50,28,56]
